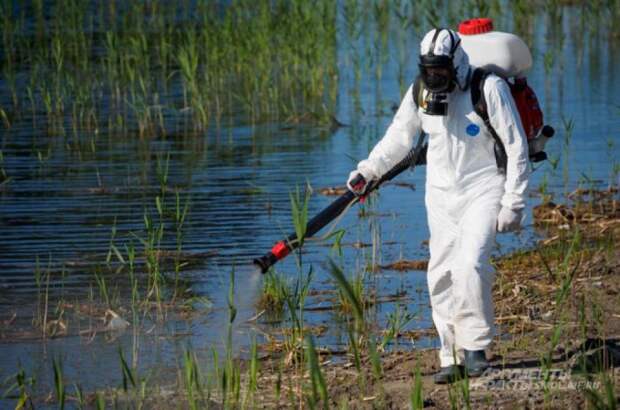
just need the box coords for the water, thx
[1,1,619,403]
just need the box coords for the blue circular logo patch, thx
[466,123,480,137]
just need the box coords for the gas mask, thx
[419,29,460,116]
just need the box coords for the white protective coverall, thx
[355,29,530,367]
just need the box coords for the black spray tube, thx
[253,133,427,273]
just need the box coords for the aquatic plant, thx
[183,350,202,410]
[73,383,85,409]
[537,228,581,401]
[94,270,111,308]
[257,270,289,315]
[585,369,617,410]
[52,356,65,410]
[221,269,242,408]
[119,347,138,394]
[173,192,191,299]
[410,359,423,410]
[1,0,340,136]
[281,266,313,365]
[380,304,416,351]
[242,337,259,408]
[327,259,385,396]
[305,335,329,408]
[561,116,574,193]
[289,185,311,251]
[0,150,7,183]
[95,391,105,410]
[1,367,36,409]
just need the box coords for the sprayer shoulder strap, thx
[412,75,424,109]
[409,77,428,165]
[470,68,508,174]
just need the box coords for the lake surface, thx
[1,1,619,403]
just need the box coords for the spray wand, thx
[253,133,427,273]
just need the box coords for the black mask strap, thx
[448,31,461,57]
[428,28,444,57]
[428,28,460,59]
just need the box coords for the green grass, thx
[119,347,137,393]
[183,350,202,410]
[257,270,289,315]
[380,304,416,351]
[410,359,423,410]
[336,270,368,319]
[52,356,65,410]
[327,260,364,327]
[1,0,340,135]
[1,367,36,409]
[585,370,617,410]
[305,335,329,408]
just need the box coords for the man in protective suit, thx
[347,28,529,383]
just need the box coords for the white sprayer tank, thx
[458,18,532,78]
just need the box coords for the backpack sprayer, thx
[457,18,555,165]
[253,133,427,273]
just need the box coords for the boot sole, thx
[434,377,457,384]
[433,367,465,384]
[464,366,488,378]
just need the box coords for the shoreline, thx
[1,190,618,409]
[249,189,620,408]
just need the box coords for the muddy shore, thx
[249,189,620,409]
[3,191,618,409]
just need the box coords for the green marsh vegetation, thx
[1,0,339,137]
[256,187,619,408]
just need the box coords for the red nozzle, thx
[271,241,290,260]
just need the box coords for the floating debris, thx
[533,194,619,228]
[104,310,130,332]
[318,186,348,196]
[388,181,416,191]
[379,259,429,272]
[318,181,415,197]
[45,318,67,338]
[567,186,618,200]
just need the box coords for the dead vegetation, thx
[251,190,620,408]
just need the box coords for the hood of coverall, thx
[419,29,470,91]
